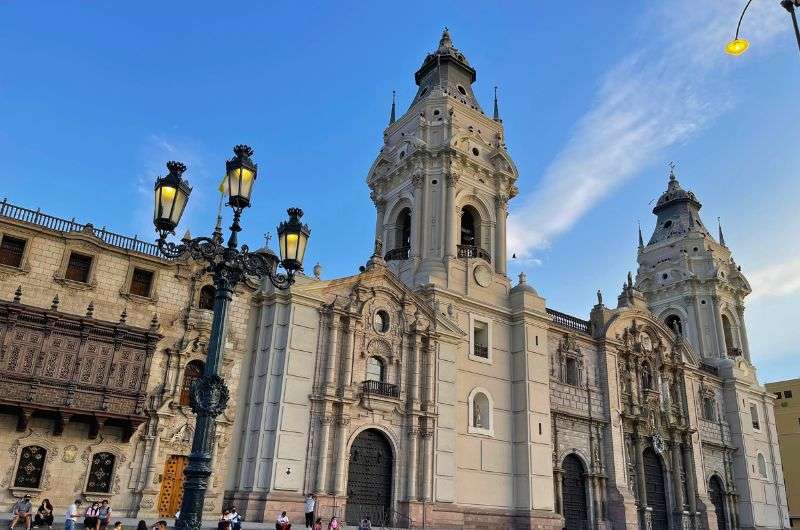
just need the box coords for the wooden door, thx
[562,454,588,530]
[158,455,188,517]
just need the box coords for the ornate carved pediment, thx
[367,338,393,360]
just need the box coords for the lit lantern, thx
[725,38,750,56]
[277,207,311,276]
[224,145,258,209]
[153,161,192,233]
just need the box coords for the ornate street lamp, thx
[152,145,310,530]
[726,0,800,56]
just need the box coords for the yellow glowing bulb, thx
[725,38,750,56]
[161,186,177,199]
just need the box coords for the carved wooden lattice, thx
[643,448,668,530]
[345,430,393,525]
[158,455,188,517]
[86,452,116,493]
[562,454,588,530]
[13,445,46,488]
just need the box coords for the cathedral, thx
[0,29,788,530]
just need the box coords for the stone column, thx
[681,439,698,519]
[688,296,707,357]
[410,334,421,404]
[421,428,434,501]
[671,436,685,514]
[494,195,508,275]
[553,468,564,514]
[445,173,459,258]
[324,315,340,387]
[711,296,726,357]
[332,415,349,496]
[735,305,751,361]
[634,431,648,508]
[315,415,333,494]
[410,172,424,259]
[591,474,603,527]
[374,196,386,247]
[406,426,419,501]
[424,337,435,407]
[339,319,355,391]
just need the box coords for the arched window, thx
[397,208,411,250]
[14,445,46,488]
[722,314,735,353]
[757,453,768,478]
[180,360,204,406]
[373,310,390,333]
[468,388,493,435]
[641,362,653,391]
[198,285,215,310]
[460,206,478,246]
[366,356,385,382]
[665,314,683,336]
[86,452,116,493]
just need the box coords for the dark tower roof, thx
[647,166,711,246]
[409,28,484,113]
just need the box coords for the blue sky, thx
[1,2,798,381]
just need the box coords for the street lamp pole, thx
[151,146,310,530]
[780,0,800,52]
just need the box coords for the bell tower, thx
[367,29,519,294]
[635,167,753,361]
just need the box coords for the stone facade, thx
[764,379,800,527]
[0,205,255,519]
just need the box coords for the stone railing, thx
[546,308,591,334]
[362,380,399,398]
[384,246,410,261]
[457,244,491,263]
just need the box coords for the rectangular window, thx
[65,252,92,283]
[785,390,793,399]
[472,320,489,359]
[750,404,760,431]
[776,392,784,400]
[0,235,26,268]
[129,268,154,297]
[565,357,580,386]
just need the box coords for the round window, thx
[663,220,673,229]
[374,310,390,333]
[472,147,480,156]
[662,273,669,280]
[457,85,467,96]
[433,109,440,116]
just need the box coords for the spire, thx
[493,86,502,122]
[389,90,396,124]
[638,220,644,249]
[212,192,224,244]
[718,217,727,246]
[439,27,453,49]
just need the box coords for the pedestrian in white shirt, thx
[64,501,82,530]
[303,495,316,529]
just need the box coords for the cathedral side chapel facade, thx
[0,30,788,530]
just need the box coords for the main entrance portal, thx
[345,429,393,526]
[643,448,668,530]
[709,475,728,530]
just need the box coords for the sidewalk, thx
[1,519,370,530]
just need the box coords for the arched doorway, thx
[460,206,478,246]
[709,475,728,530]
[643,447,668,530]
[346,429,393,526]
[562,454,588,530]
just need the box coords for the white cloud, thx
[748,259,800,299]
[507,0,786,257]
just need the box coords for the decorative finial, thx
[493,86,502,122]
[50,294,60,311]
[668,161,676,181]
[627,271,633,289]
[13,285,22,303]
[717,217,727,247]
[149,313,159,331]
[119,307,128,325]
[439,27,452,48]
[313,262,322,280]
[518,271,527,285]
[389,90,396,125]
[638,219,644,249]
[232,144,254,158]
[181,229,192,242]
[596,289,603,306]
[85,301,94,318]
[166,161,187,176]
[264,232,272,248]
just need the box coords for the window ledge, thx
[467,426,494,437]
[119,290,159,304]
[9,486,43,498]
[468,352,492,365]
[0,263,30,277]
[53,276,96,291]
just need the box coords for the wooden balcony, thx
[0,295,160,441]
[457,244,491,263]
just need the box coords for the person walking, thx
[9,494,33,530]
[32,499,53,529]
[229,507,242,530]
[64,500,82,530]
[303,495,315,529]
[96,501,112,530]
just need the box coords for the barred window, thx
[13,445,46,489]
[129,268,154,297]
[65,252,92,283]
[198,285,215,310]
[86,452,115,493]
[0,235,26,268]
